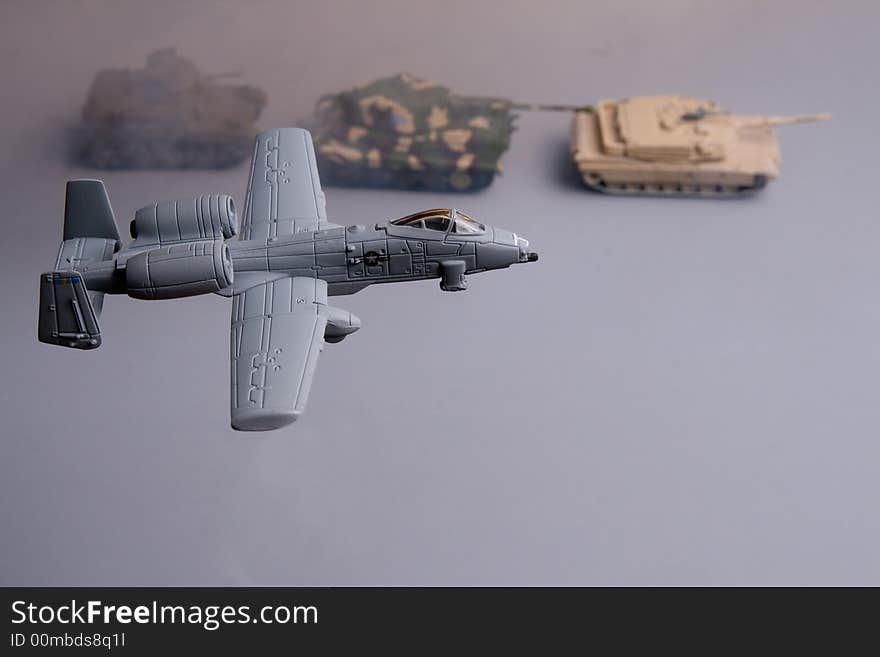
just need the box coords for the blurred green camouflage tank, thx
[311,73,518,192]
[79,49,267,169]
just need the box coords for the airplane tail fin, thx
[38,180,120,350]
[38,271,102,349]
[62,179,120,243]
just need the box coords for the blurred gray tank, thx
[79,49,267,169]
[311,73,518,192]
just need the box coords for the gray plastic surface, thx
[63,180,120,241]
[239,128,333,240]
[130,194,237,248]
[126,239,233,300]
[230,276,328,431]
[37,271,101,349]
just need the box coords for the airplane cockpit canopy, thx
[450,211,486,234]
[392,209,451,231]
[391,208,486,234]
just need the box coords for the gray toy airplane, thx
[38,128,538,430]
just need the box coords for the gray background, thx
[1,0,878,585]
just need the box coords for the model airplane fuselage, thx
[227,210,536,297]
[38,128,537,431]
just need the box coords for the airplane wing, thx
[239,127,339,240]
[230,276,329,431]
[229,127,343,430]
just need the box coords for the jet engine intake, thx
[324,306,361,343]
[129,194,237,244]
[126,240,233,300]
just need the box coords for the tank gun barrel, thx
[203,71,245,81]
[510,102,594,113]
[745,112,832,127]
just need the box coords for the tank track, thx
[317,161,496,192]
[580,174,768,198]
[80,131,254,169]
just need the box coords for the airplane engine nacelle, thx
[126,240,233,300]
[129,194,237,244]
[324,306,361,343]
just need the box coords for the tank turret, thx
[570,95,830,197]
[310,73,518,192]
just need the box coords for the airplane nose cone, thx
[478,228,537,268]
[514,234,538,263]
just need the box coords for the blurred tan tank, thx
[570,95,830,197]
